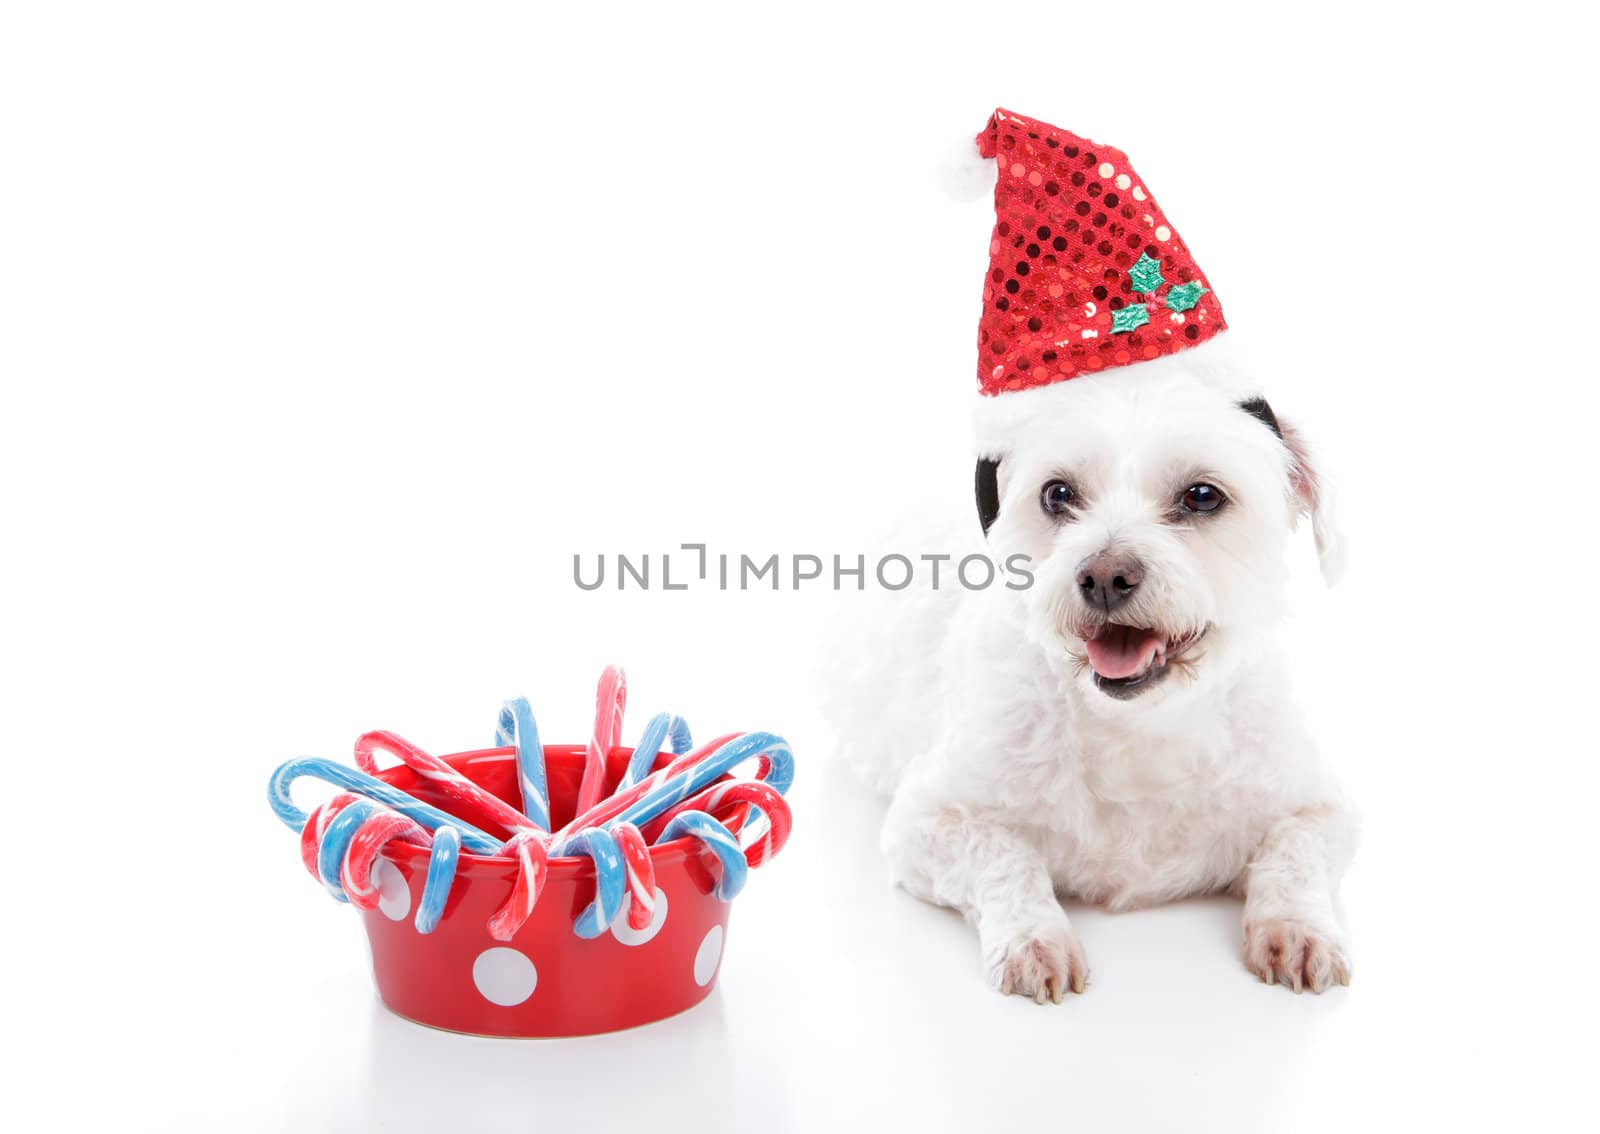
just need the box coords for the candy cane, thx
[609,730,794,830]
[654,812,749,901]
[575,665,627,815]
[642,780,792,867]
[611,822,656,931]
[341,809,430,911]
[658,731,746,781]
[414,825,461,935]
[562,828,627,940]
[550,729,774,844]
[355,730,539,837]
[617,712,694,792]
[300,792,363,892]
[554,731,794,849]
[316,798,383,895]
[277,752,607,941]
[486,831,550,942]
[495,697,550,830]
[301,800,464,934]
[269,756,502,853]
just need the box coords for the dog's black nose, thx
[1076,552,1143,613]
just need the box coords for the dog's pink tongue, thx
[1085,625,1163,680]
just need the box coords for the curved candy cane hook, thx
[618,712,694,792]
[655,811,749,901]
[341,810,430,911]
[268,757,502,853]
[486,831,550,942]
[301,799,460,932]
[414,825,462,935]
[300,792,362,891]
[642,780,793,867]
[611,822,657,932]
[562,827,628,939]
[576,665,627,815]
[316,798,383,897]
[496,697,550,830]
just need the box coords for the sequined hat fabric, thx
[975,108,1227,397]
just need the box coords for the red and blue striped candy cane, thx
[549,732,791,932]
[654,811,749,900]
[575,665,627,815]
[349,738,564,941]
[307,799,464,934]
[617,711,694,792]
[604,731,795,833]
[611,822,657,931]
[351,734,559,939]
[484,829,640,942]
[562,827,628,939]
[414,825,461,935]
[355,730,541,837]
[341,809,431,910]
[495,697,550,830]
[316,798,386,896]
[552,731,792,845]
[300,792,363,894]
[486,831,551,942]
[556,730,743,837]
[642,780,793,867]
[274,756,501,931]
[269,756,502,853]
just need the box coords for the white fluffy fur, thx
[828,341,1357,1001]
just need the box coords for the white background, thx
[3,2,1596,1131]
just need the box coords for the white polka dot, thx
[1132,186,1146,201]
[693,925,724,987]
[611,887,669,946]
[473,947,538,1006]
[1097,162,1114,178]
[1083,301,1097,317]
[1155,226,1172,241]
[1171,312,1186,324]
[1115,174,1131,190]
[374,860,410,921]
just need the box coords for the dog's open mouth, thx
[1084,624,1206,699]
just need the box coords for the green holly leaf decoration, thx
[1128,252,1165,294]
[1111,305,1150,334]
[1165,281,1208,313]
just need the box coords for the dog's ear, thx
[1238,397,1282,439]
[975,457,1001,536]
[1283,421,1346,586]
[1240,400,1345,586]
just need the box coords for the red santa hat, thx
[971,108,1238,458]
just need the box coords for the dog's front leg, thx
[1241,805,1355,992]
[882,781,1086,1002]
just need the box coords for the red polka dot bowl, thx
[360,745,737,1037]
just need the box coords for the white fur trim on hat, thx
[972,333,1262,458]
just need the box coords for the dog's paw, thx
[986,925,1088,1004]
[1243,916,1350,993]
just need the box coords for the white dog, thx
[828,337,1356,1001]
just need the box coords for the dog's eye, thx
[1040,480,1075,516]
[1181,483,1225,514]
